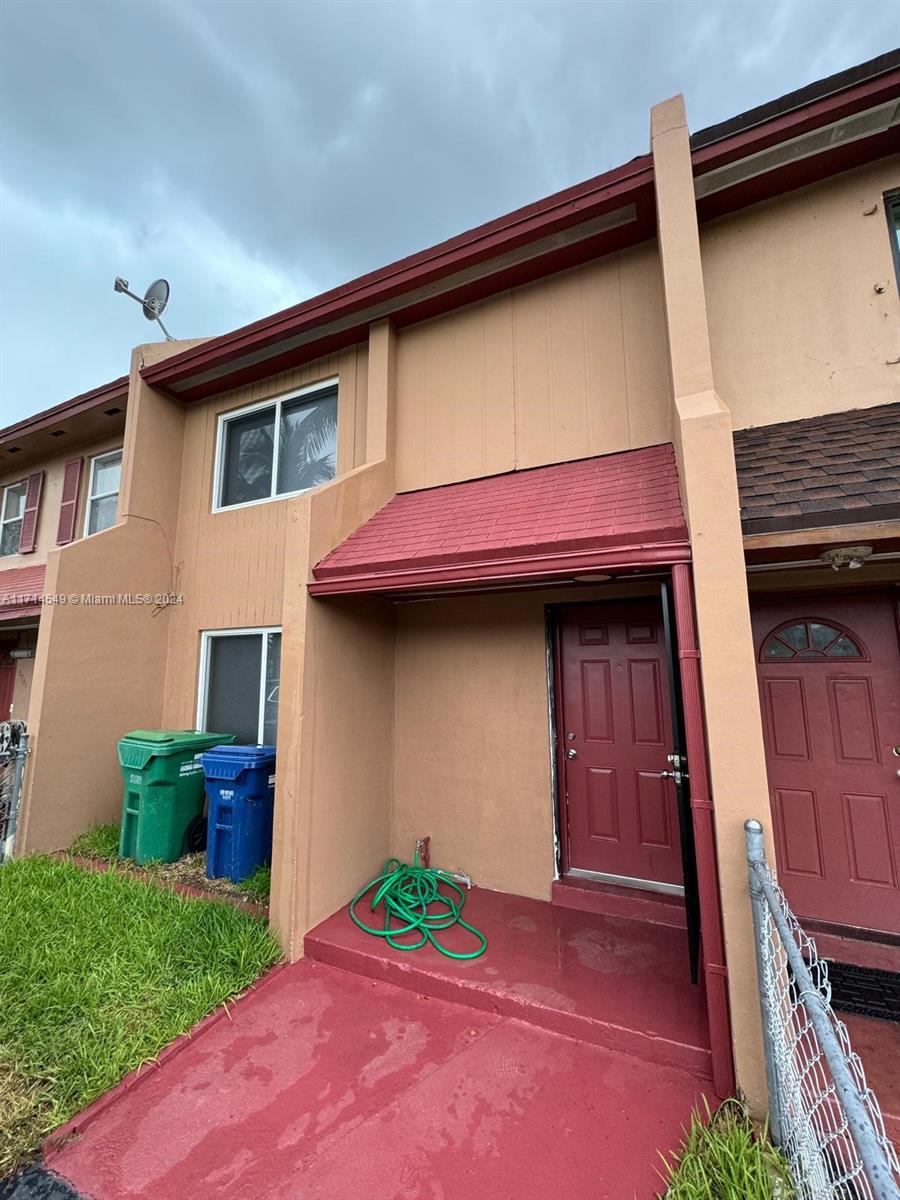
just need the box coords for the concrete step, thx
[305,885,713,1079]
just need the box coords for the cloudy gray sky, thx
[1,0,897,424]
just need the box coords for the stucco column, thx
[269,321,399,959]
[18,342,192,852]
[651,95,774,1111]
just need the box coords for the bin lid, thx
[117,730,236,770]
[200,744,277,781]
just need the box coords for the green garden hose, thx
[349,851,487,959]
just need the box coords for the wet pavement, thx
[46,958,708,1200]
[0,1166,84,1200]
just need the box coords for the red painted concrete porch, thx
[47,888,713,1199]
[306,884,711,1078]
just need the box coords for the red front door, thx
[558,601,683,888]
[752,593,900,936]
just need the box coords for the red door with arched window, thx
[751,592,900,936]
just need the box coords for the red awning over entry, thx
[0,564,46,622]
[310,444,688,596]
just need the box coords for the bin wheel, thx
[185,815,207,854]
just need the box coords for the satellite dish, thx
[113,275,175,341]
[142,279,170,321]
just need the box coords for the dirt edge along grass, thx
[68,824,271,905]
[0,854,281,1176]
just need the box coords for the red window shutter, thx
[17,471,44,553]
[57,458,84,545]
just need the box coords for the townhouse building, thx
[2,51,898,1110]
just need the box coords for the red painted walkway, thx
[307,885,711,1076]
[48,959,708,1199]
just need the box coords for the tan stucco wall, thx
[393,242,671,492]
[392,593,556,898]
[702,157,900,429]
[273,592,395,951]
[160,345,368,731]
[0,431,125,569]
[390,582,658,899]
[17,345,187,852]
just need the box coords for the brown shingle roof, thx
[734,403,900,533]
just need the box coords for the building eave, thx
[138,52,899,405]
[0,377,130,467]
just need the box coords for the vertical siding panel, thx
[392,251,671,488]
[545,270,590,464]
[451,307,486,483]
[422,323,454,488]
[620,243,671,447]
[582,255,629,455]
[512,282,552,470]
[478,294,516,480]
[396,331,426,491]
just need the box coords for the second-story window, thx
[214,380,338,511]
[84,450,122,536]
[1,481,27,556]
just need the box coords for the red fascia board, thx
[691,66,900,177]
[142,62,899,402]
[140,157,655,395]
[308,541,691,597]
[168,204,657,402]
[696,128,900,224]
[0,377,129,446]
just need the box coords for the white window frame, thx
[197,627,282,745]
[0,480,27,557]
[83,449,123,537]
[212,377,339,514]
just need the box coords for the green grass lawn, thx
[0,855,281,1176]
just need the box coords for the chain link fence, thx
[746,818,900,1200]
[0,720,29,863]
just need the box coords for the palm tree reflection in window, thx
[277,390,338,494]
[220,387,338,507]
[222,407,275,506]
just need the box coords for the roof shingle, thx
[313,444,686,591]
[734,403,900,533]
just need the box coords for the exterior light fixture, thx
[820,545,874,571]
[572,573,613,583]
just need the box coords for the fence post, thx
[1,724,29,863]
[745,817,783,1145]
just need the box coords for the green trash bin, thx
[117,730,236,865]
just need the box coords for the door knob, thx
[566,749,578,759]
[658,770,676,780]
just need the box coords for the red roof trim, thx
[141,160,654,396]
[139,61,899,403]
[0,377,129,448]
[691,65,900,176]
[308,541,691,597]
[311,445,688,597]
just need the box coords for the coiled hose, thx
[349,851,487,959]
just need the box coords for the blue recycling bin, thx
[201,745,276,883]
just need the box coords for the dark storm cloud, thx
[0,0,896,421]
